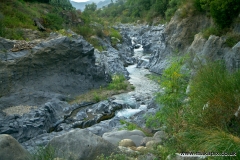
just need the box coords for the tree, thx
[84,3,97,12]
[210,0,240,28]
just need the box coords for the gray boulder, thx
[47,129,119,160]
[102,130,146,146]
[0,134,30,160]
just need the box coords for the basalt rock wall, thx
[0,35,108,109]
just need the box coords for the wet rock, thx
[102,130,146,146]
[47,129,119,160]
[0,134,30,160]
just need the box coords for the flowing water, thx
[114,45,160,118]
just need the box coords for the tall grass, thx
[148,59,240,159]
[188,62,240,130]
[108,74,127,90]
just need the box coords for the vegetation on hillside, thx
[0,0,76,39]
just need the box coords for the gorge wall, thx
[0,34,108,110]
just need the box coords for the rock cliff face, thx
[0,34,108,109]
[126,12,240,74]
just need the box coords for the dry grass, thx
[3,105,37,116]
[69,80,134,104]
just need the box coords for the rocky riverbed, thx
[1,17,240,159]
[0,25,164,159]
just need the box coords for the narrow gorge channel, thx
[0,27,164,154]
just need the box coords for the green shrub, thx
[44,13,64,30]
[108,75,127,90]
[93,91,101,102]
[225,34,240,48]
[146,57,189,134]
[31,146,55,160]
[210,0,240,28]
[194,0,240,28]
[87,37,105,52]
[0,12,5,37]
[179,128,240,159]
[75,25,94,38]
[188,61,240,130]
[202,27,222,39]
[109,28,122,42]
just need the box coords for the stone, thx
[102,130,146,146]
[154,131,167,140]
[0,35,107,110]
[137,153,157,160]
[140,137,153,146]
[47,129,119,160]
[119,139,136,147]
[118,146,139,155]
[135,146,147,152]
[146,141,156,150]
[0,134,30,160]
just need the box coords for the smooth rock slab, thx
[102,130,146,146]
[47,129,119,160]
[0,134,30,160]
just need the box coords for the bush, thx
[210,0,240,28]
[148,59,240,158]
[0,12,5,37]
[225,33,240,48]
[75,25,94,38]
[109,28,122,42]
[146,57,190,133]
[44,13,64,30]
[31,146,55,160]
[194,0,240,28]
[108,75,127,90]
[179,128,240,159]
[202,27,222,39]
[188,61,240,130]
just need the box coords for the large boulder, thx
[0,134,30,160]
[0,35,107,109]
[102,130,146,146]
[47,129,119,160]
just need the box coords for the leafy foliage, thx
[108,75,128,90]
[146,57,189,134]
[225,33,240,48]
[149,59,240,158]
[194,0,240,28]
[31,146,55,160]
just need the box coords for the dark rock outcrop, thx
[33,18,46,31]
[0,35,108,109]
[0,100,69,143]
